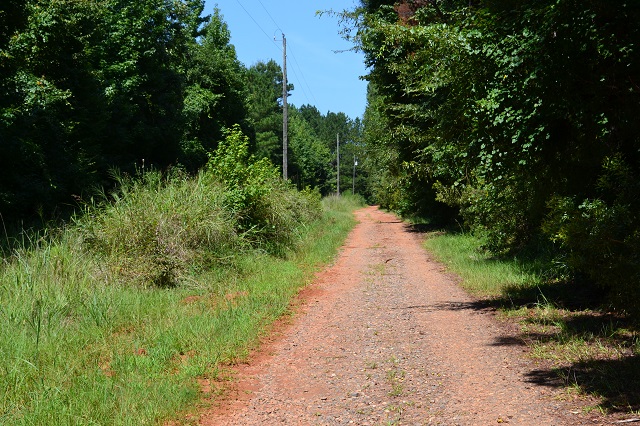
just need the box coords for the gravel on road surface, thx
[199,206,598,425]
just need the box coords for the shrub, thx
[74,126,323,287]
[80,170,239,287]
[206,125,321,254]
[543,155,640,314]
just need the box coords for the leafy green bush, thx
[543,155,640,314]
[206,125,321,254]
[77,126,323,287]
[457,178,537,254]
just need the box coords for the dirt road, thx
[200,206,591,425]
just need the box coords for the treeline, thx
[350,1,640,312]
[0,0,361,224]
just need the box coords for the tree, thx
[245,59,291,165]
[350,0,640,311]
[97,0,191,170]
[0,0,217,219]
[287,109,333,193]
[181,8,248,169]
[0,0,106,217]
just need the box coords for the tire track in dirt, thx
[199,206,591,425]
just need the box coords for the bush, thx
[543,155,640,314]
[80,170,239,287]
[74,126,323,287]
[206,125,321,254]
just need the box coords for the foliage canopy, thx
[350,0,640,313]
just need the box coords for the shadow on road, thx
[404,222,640,413]
[524,356,640,412]
[430,292,640,413]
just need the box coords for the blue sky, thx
[203,1,368,119]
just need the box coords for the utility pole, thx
[353,154,357,195]
[336,133,340,196]
[282,34,288,180]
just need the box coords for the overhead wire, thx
[234,0,281,52]
[285,53,312,106]
[235,0,320,108]
[254,0,316,106]
[256,0,280,31]
[287,43,319,107]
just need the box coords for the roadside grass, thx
[423,231,640,416]
[0,168,362,426]
[423,232,540,297]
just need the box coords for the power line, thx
[234,0,319,108]
[286,61,312,106]
[287,43,319,107]
[287,64,311,105]
[234,0,281,52]
[256,0,281,30]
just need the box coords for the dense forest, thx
[0,0,362,224]
[347,0,640,313]
[2,0,640,313]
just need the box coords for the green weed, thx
[424,232,541,296]
[0,168,363,424]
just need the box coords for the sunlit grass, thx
[424,232,541,296]
[0,174,363,425]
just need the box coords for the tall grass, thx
[80,170,241,288]
[0,169,363,425]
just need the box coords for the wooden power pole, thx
[336,133,340,196]
[282,34,288,180]
[353,154,357,195]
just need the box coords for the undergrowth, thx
[0,127,364,425]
